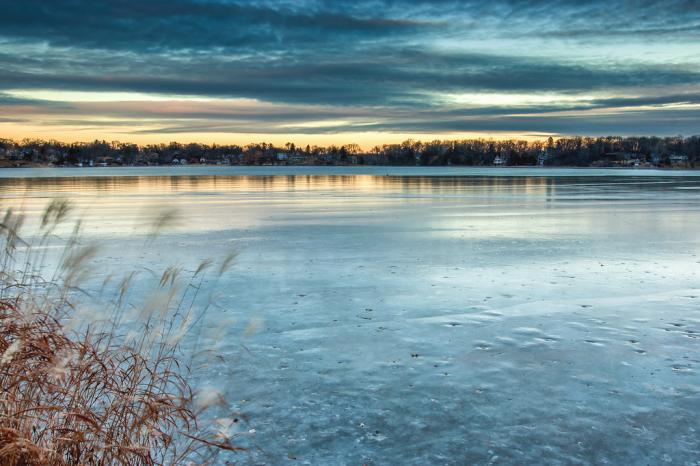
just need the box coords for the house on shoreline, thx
[493,155,507,166]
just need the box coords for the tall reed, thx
[0,201,242,465]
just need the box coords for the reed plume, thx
[0,201,242,465]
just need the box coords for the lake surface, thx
[1,167,699,465]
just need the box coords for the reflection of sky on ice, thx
[2,167,699,464]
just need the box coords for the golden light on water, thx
[0,173,558,239]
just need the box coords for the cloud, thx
[0,0,433,53]
[0,0,699,139]
[2,90,698,137]
[1,51,698,108]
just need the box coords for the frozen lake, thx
[1,167,699,464]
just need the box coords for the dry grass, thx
[0,201,242,465]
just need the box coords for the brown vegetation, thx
[0,201,242,465]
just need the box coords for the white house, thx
[493,155,507,166]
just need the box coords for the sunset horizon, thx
[1,124,555,150]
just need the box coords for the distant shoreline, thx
[2,165,700,180]
[2,136,697,170]
[0,163,697,170]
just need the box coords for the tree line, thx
[1,135,698,167]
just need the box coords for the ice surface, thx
[1,168,699,464]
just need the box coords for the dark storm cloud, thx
[2,0,697,52]
[0,0,431,52]
[0,0,699,136]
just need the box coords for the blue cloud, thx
[0,0,699,137]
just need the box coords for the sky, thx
[0,0,699,147]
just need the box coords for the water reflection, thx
[2,174,699,240]
[2,169,699,465]
[3,173,698,198]
[0,174,561,196]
